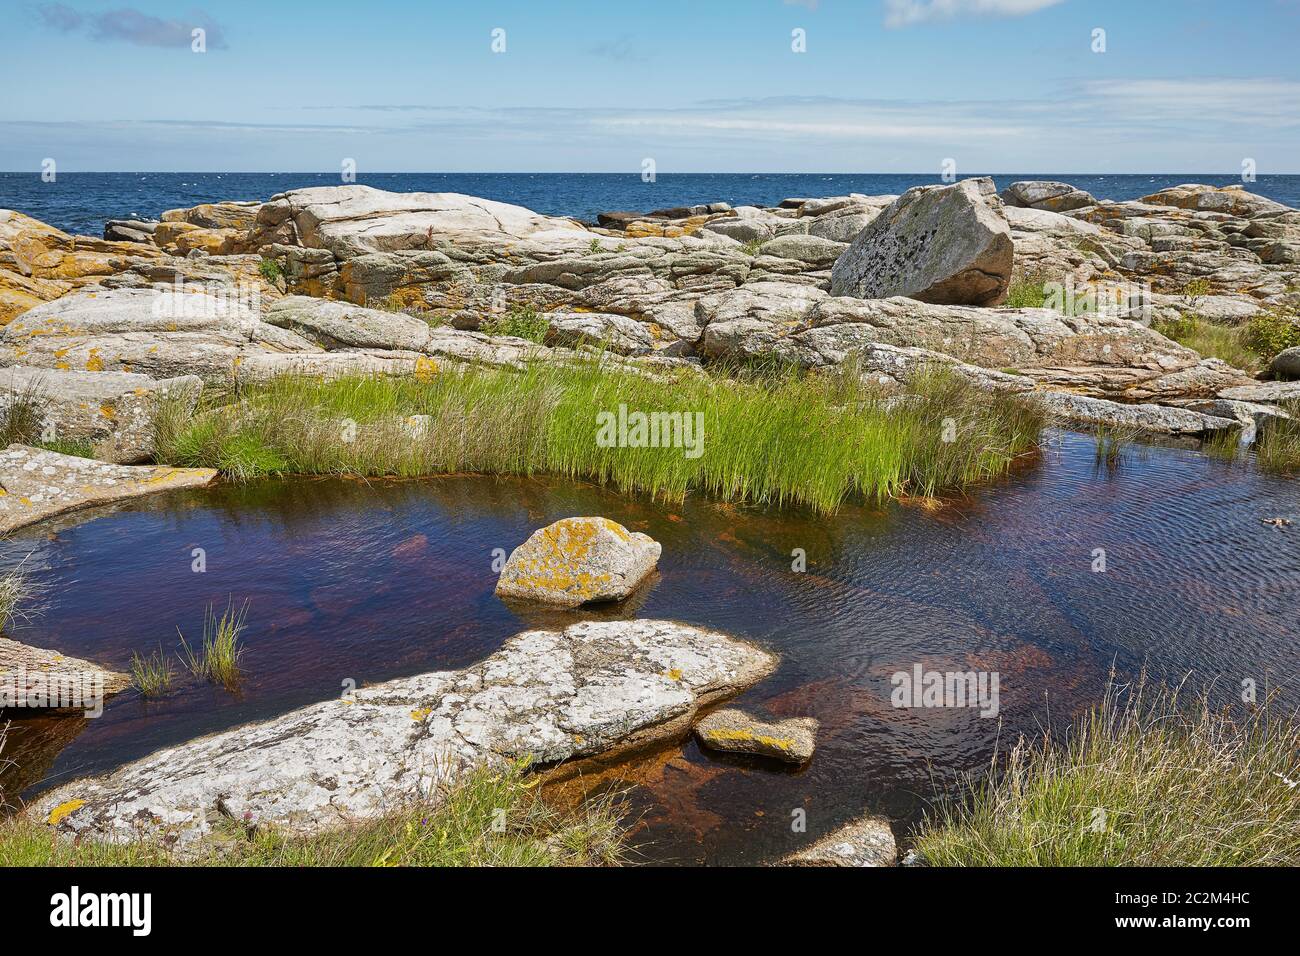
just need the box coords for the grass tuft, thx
[480,306,550,343]
[129,646,176,698]
[1154,314,1262,373]
[1254,401,1300,474]
[154,359,1042,514]
[1242,307,1300,364]
[0,761,628,867]
[914,677,1300,866]
[177,600,248,691]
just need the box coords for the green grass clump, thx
[1153,314,1262,373]
[32,438,98,459]
[0,563,39,633]
[257,258,282,284]
[1004,275,1049,309]
[480,307,550,343]
[1254,401,1300,474]
[0,761,627,867]
[1242,307,1300,363]
[0,382,46,446]
[741,237,766,257]
[154,358,1043,513]
[177,600,248,691]
[914,679,1300,866]
[128,647,175,698]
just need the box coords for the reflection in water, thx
[1,430,1297,864]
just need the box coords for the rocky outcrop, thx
[0,445,217,533]
[830,178,1013,306]
[30,619,777,849]
[495,517,661,607]
[694,709,817,764]
[0,366,201,463]
[781,815,897,867]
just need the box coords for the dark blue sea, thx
[2,172,1298,238]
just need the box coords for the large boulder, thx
[1000,180,1096,212]
[495,517,661,608]
[830,177,1013,306]
[30,619,777,849]
[1270,346,1300,379]
[0,366,201,463]
[249,185,588,259]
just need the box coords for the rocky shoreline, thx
[2,175,1299,864]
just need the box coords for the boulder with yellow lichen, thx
[694,708,818,764]
[495,516,661,607]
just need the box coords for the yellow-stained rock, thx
[495,516,661,607]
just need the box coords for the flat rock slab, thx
[0,636,130,705]
[1030,391,1238,437]
[0,445,217,533]
[781,815,898,867]
[496,517,662,607]
[694,708,818,764]
[1220,381,1300,403]
[30,619,777,848]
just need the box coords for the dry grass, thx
[915,677,1300,866]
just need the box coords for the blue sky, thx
[2,0,1298,172]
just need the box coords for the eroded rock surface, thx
[0,365,201,463]
[31,619,777,849]
[495,517,661,607]
[0,637,130,702]
[694,708,817,764]
[0,445,217,533]
[830,177,1013,306]
[781,815,898,867]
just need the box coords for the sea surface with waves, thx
[2,171,1299,237]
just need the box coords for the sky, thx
[1,0,1298,173]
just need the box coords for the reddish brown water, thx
[2,429,1298,864]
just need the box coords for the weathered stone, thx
[1000,180,1096,212]
[781,815,897,867]
[495,517,661,608]
[694,708,817,764]
[1140,184,1291,219]
[1271,346,1300,379]
[1220,381,1300,403]
[103,220,159,244]
[0,366,201,463]
[0,637,130,702]
[265,295,433,352]
[1030,391,1238,437]
[30,619,777,849]
[830,177,1013,306]
[0,445,217,533]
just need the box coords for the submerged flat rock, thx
[0,445,217,533]
[30,619,777,849]
[781,815,898,867]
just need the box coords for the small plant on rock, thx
[480,307,549,343]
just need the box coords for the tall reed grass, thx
[154,358,1043,513]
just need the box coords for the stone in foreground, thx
[0,636,130,704]
[781,815,898,867]
[1271,346,1300,380]
[31,619,777,848]
[495,516,661,608]
[694,708,817,764]
[830,177,1013,306]
[0,445,217,533]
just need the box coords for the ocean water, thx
[2,172,1298,237]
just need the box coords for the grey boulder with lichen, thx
[30,619,777,850]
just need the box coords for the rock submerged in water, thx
[829,177,1014,307]
[694,708,817,764]
[781,815,898,867]
[30,619,778,849]
[495,516,661,608]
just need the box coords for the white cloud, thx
[884,0,1065,28]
